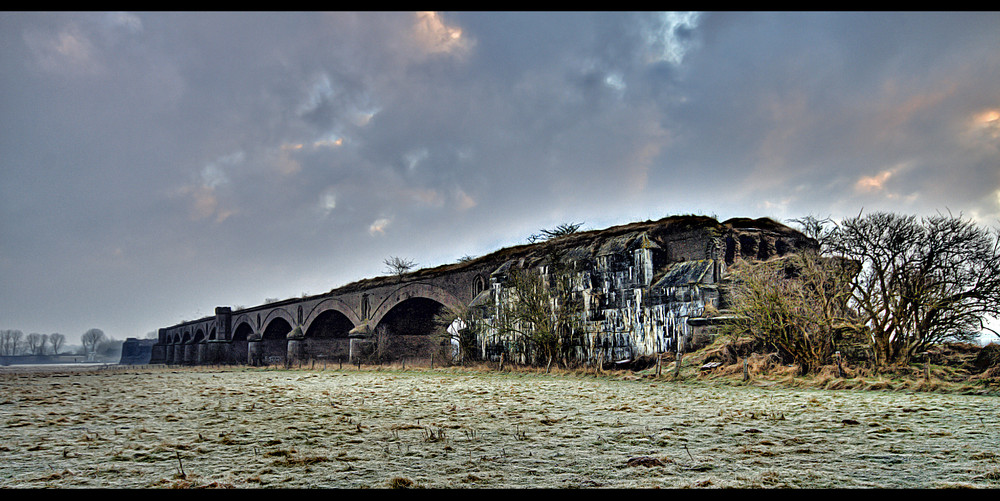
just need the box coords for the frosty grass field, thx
[1,364,998,488]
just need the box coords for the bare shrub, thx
[723,251,859,374]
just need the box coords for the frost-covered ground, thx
[1,365,998,488]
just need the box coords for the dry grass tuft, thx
[389,476,415,488]
[625,456,667,467]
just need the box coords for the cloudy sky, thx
[2,12,999,344]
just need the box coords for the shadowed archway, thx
[366,297,448,363]
[260,317,292,365]
[231,321,253,365]
[301,309,355,363]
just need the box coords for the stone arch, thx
[232,320,254,341]
[179,330,195,365]
[298,302,358,364]
[191,327,208,365]
[368,282,465,329]
[230,319,254,365]
[302,298,362,333]
[368,295,452,363]
[259,316,293,366]
[232,314,256,341]
[472,274,487,297]
[260,307,297,337]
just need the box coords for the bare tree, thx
[26,333,46,355]
[0,329,24,356]
[81,328,106,357]
[788,215,837,253]
[492,265,583,370]
[528,222,584,243]
[384,256,417,277]
[97,337,123,359]
[829,211,1000,366]
[540,222,583,240]
[49,333,65,355]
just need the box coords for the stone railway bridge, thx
[151,258,497,366]
[151,215,814,366]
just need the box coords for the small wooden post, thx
[743,357,749,381]
[674,335,685,378]
[655,354,662,377]
[835,351,844,378]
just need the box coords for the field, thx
[1,364,999,489]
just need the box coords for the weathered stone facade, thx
[150,215,815,367]
[470,216,816,365]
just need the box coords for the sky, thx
[2,12,999,345]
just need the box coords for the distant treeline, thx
[0,328,123,358]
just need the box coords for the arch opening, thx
[230,322,253,365]
[260,318,291,365]
[301,310,355,363]
[365,297,447,364]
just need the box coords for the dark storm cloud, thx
[2,12,998,343]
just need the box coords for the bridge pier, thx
[203,340,225,365]
[247,340,262,366]
[228,339,248,365]
[287,339,305,366]
[165,344,174,365]
[150,343,167,364]
[196,342,207,365]
[184,343,197,365]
